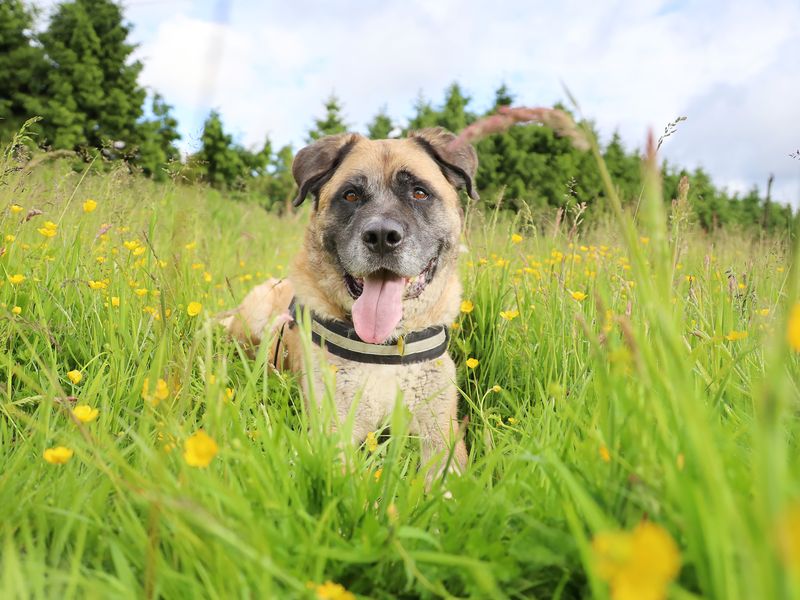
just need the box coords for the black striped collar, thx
[289,298,449,365]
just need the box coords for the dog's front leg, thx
[415,389,467,489]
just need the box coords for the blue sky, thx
[37,0,800,205]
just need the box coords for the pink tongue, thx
[352,273,405,343]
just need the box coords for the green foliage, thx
[307,94,348,142]
[195,110,246,189]
[38,0,145,151]
[193,109,276,199]
[0,0,47,142]
[366,105,394,140]
[135,93,181,181]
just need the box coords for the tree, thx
[38,0,145,151]
[603,132,641,205]
[0,0,47,141]
[307,94,348,141]
[492,83,514,110]
[196,110,245,189]
[136,93,181,180]
[437,82,473,133]
[265,145,296,213]
[367,106,394,139]
[407,93,438,131]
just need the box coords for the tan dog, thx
[223,128,477,483]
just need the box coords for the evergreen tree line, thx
[1,0,792,231]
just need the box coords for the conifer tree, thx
[196,110,245,188]
[437,82,473,133]
[136,93,181,180]
[38,0,145,150]
[307,95,348,141]
[0,0,47,141]
[367,106,394,139]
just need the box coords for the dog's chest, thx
[308,352,456,419]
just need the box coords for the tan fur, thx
[224,133,471,485]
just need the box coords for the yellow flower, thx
[203,271,212,283]
[82,199,97,213]
[788,303,800,352]
[43,446,74,465]
[132,246,146,256]
[599,445,611,462]
[123,240,140,251]
[374,468,383,481]
[639,236,650,245]
[725,330,748,342]
[10,204,23,214]
[8,274,25,285]
[491,385,502,393]
[88,280,107,290]
[593,521,680,600]
[225,387,234,401]
[187,301,202,317]
[571,291,587,302]
[67,370,83,385]
[72,404,99,423]
[185,241,197,251]
[183,430,219,468]
[778,503,800,572]
[11,306,21,315]
[499,309,520,321]
[134,288,148,297]
[142,377,169,405]
[38,222,57,237]
[466,358,479,369]
[757,308,770,317]
[315,581,355,600]
[111,296,120,307]
[511,233,523,244]
[5,234,15,242]
[366,431,378,453]
[460,299,474,314]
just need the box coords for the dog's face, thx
[291,128,477,343]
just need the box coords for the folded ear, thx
[292,133,362,207]
[408,127,479,200]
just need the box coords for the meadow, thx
[1,144,799,599]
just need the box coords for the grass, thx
[0,148,799,599]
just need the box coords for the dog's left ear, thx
[409,127,479,200]
[292,133,362,207]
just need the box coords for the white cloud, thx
[130,0,800,204]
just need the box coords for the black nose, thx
[361,218,404,254]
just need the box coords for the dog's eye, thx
[343,190,360,203]
[412,187,429,200]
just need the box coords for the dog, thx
[222,127,477,484]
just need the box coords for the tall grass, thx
[0,144,798,599]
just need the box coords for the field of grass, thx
[1,148,799,599]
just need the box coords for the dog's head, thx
[291,128,477,344]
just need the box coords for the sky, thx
[36,0,800,206]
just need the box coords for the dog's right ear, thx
[292,133,361,207]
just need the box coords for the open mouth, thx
[343,256,439,344]
[343,255,438,301]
